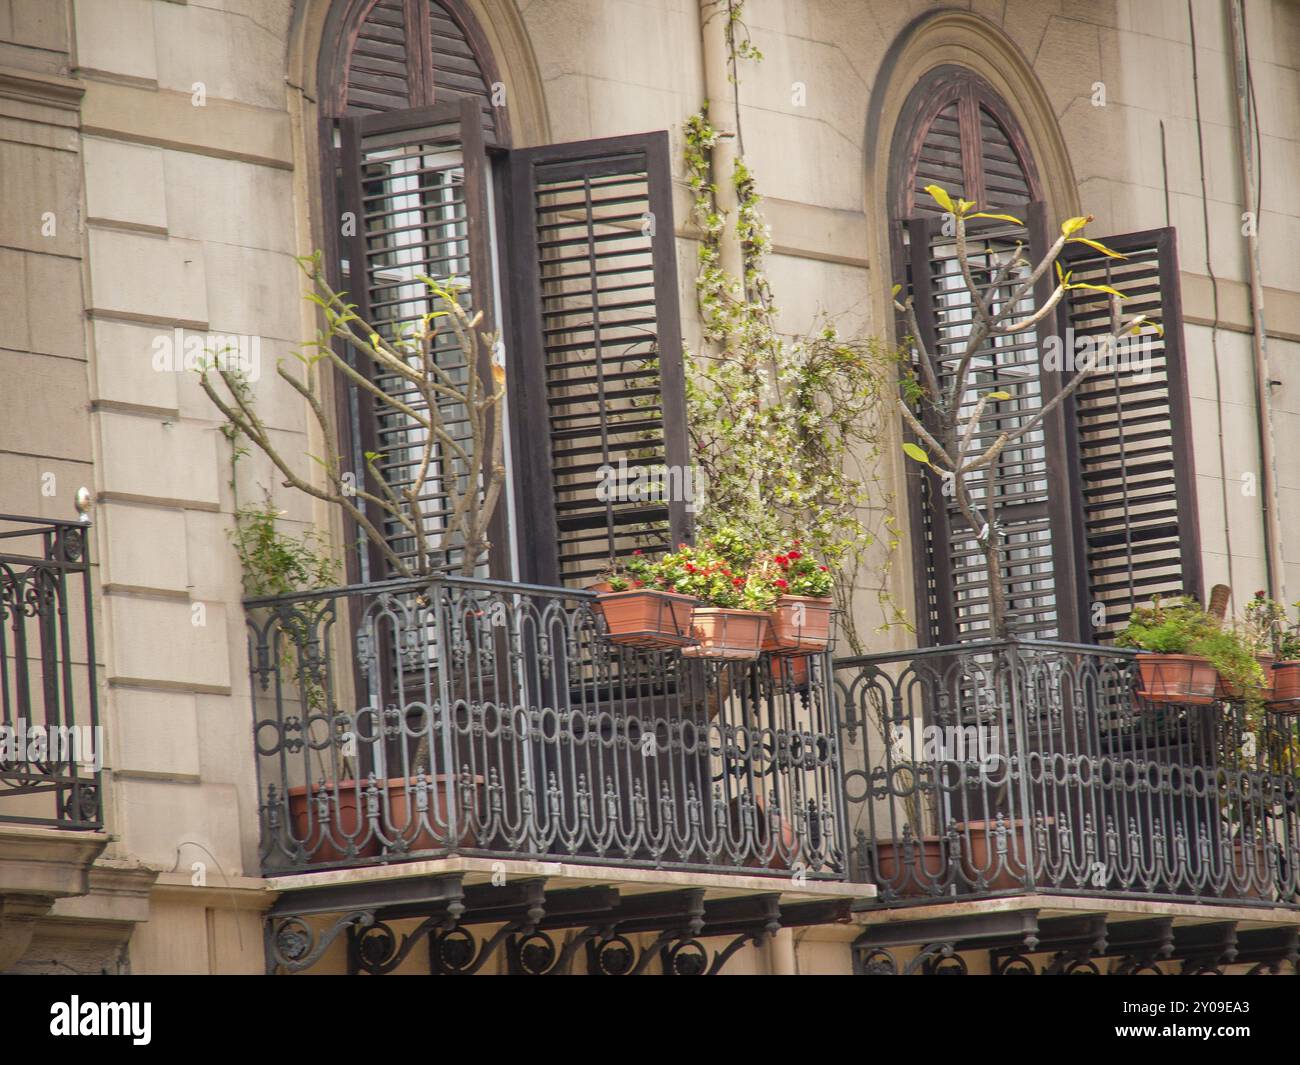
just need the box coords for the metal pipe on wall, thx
[699,0,744,279]
[1227,0,1286,603]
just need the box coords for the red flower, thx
[818,565,828,572]
[685,562,696,573]
[633,549,643,555]
[788,550,801,560]
[632,579,644,588]
[775,578,789,590]
[774,554,788,566]
[732,577,744,587]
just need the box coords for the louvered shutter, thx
[904,205,1080,644]
[504,132,690,588]
[338,95,505,578]
[1057,227,1202,640]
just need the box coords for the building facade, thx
[0,0,1298,975]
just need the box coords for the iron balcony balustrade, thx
[835,639,1300,908]
[0,513,102,830]
[246,574,847,877]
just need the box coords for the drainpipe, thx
[699,0,743,279]
[1227,0,1286,603]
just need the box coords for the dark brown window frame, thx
[889,65,1202,647]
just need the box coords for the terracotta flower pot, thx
[682,607,769,660]
[286,774,478,865]
[953,819,1028,893]
[765,595,833,654]
[1223,838,1271,901]
[597,589,696,649]
[1269,661,1300,711]
[770,654,811,689]
[725,794,797,871]
[1216,653,1276,701]
[1134,653,1218,705]
[285,780,380,865]
[871,835,948,897]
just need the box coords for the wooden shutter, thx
[336,0,504,138]
[903,204,1081,644]
[1058,227,1201,640]
[339,96,504,577]
[504,131,690,588]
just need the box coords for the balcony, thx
[0,514,102,831]
[246,574,848,880]
[835,640,1300,910]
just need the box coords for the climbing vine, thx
[682,103,909,649]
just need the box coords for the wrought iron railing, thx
[0,514,102,829]
[247,575,847,877]
[836,640,1300,908]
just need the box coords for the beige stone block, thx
[111,687,201,779]
[25,251,86,357]
[0,453,94,521]
[539,73,592,143]
[121,778,248,871]
[181,510,242,605]
[736,30,866,151]
[764,252,870,338]
[97,410,221,507]
[1033,15,1103,120]
[127,897,208,975]
[89,317,181,411]
[0,247,29,351]
[586,80,694,147]
[161,151,295,253]
[201,243,299,341]
[80,78,294,170]
[1170,191,1248,283]
[176,336,306,431]
[1183,324,1256,408]
[1188,396,1224,481]
[1281,487,1300,574]
[743,106,862,213]
[82,136,167,230]
[0,139,82,257]
[229,432,318,525]
[100,502,189,593]
[1195,475,1229,557]
[105,594,231,691]
[152,0,288,109]
[0,349,91,461]
[87,228,207,325]
[1268,338,1300,417]
[10,0,71,52]
[1275,414,1300,490]
[1259,210,1300,294]
[72,0,157,81]
[207,906,264,974]
[194,693,258,790]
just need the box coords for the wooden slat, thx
[1058,228,1201,640]
[506,132,690,588]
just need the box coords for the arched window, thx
[316,1,689,587]
[889,67,1201,645]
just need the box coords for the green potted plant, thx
[662,534,774,660]
[1117,596,1271,712]
[761,542,834,654]
[1115,596,1229,704]
[1266,597,1300,708]
[1224,591,1287,702]
[593,550,697,649]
